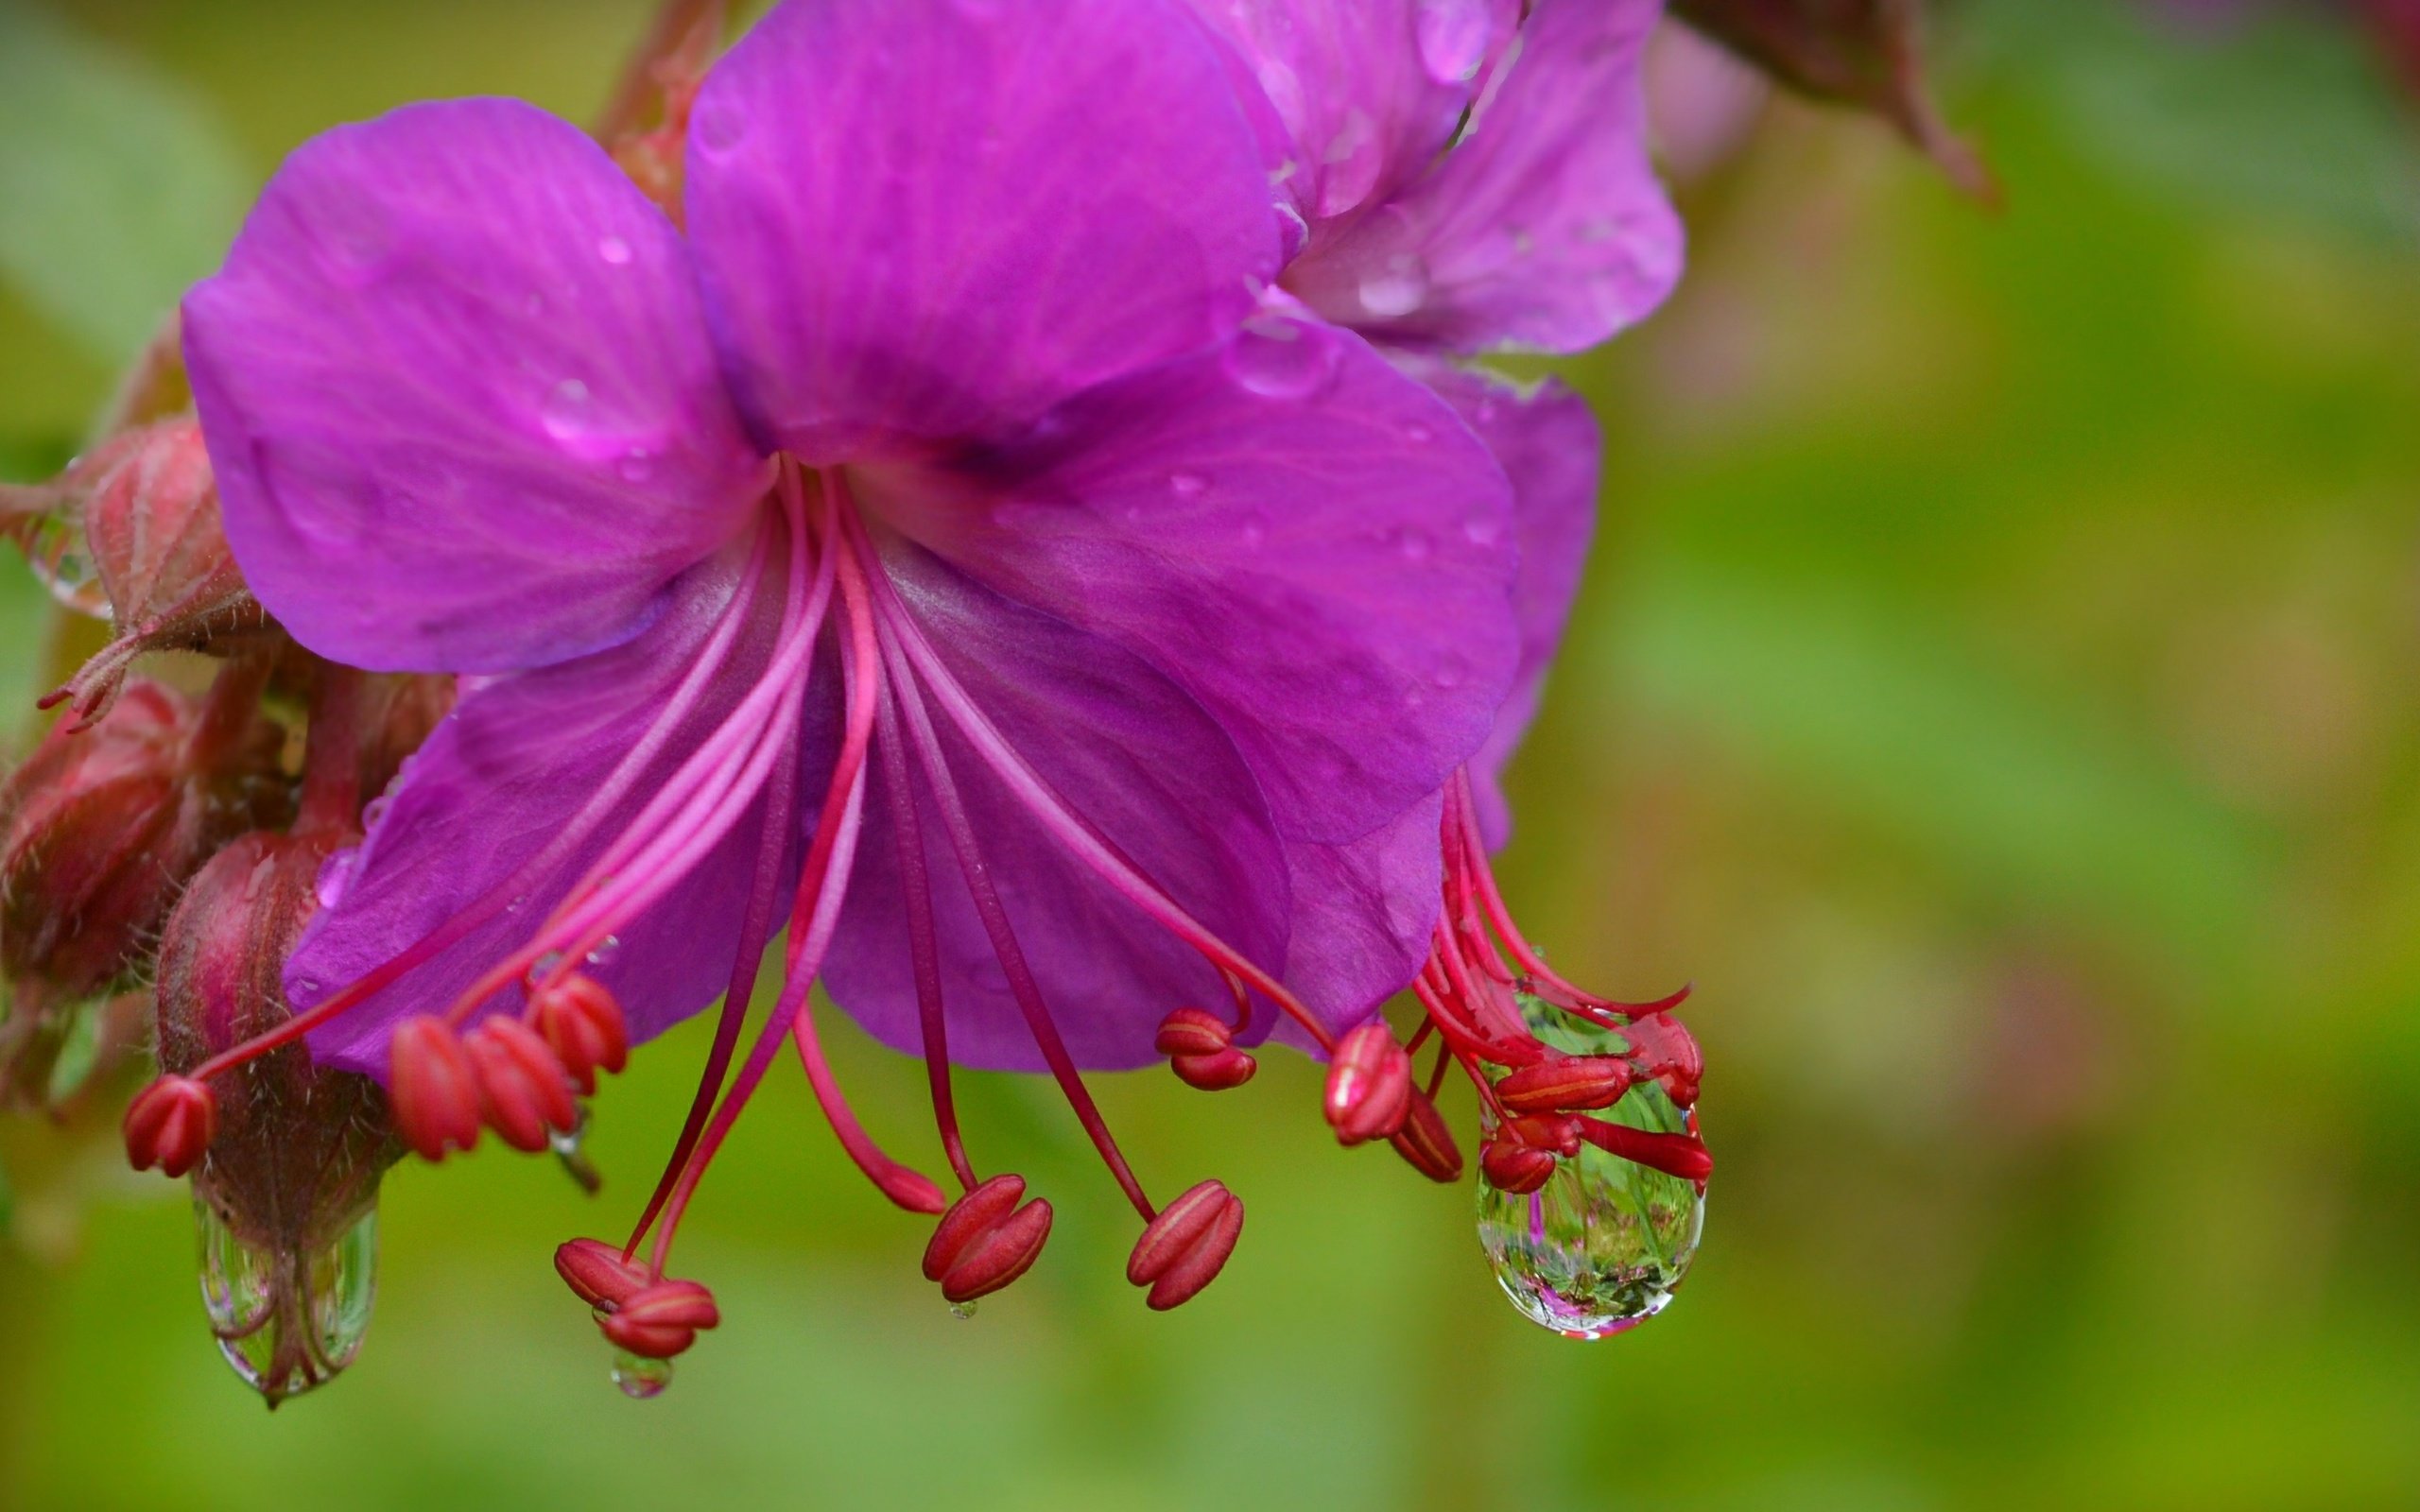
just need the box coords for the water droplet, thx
[1223,317,1340,401]
[1397,527,1434,564]
[198,1195,379,1402]
[596,234,633,266]
[314,850,357,910]
[553,1103,602,1194]
[11,497,109,615]
[1415,0,1493,83]
[1168,471,1210,500]
[1316,109,1383,218]
[530,950,565,982]
[1238,512,1269,549]
[586,935,621,967]
[949,1299,979,1321]
[1462,512,1505,547]
[1357,256,1430,320]
[1274,202,1310,261]
[541,379,594,441]
[1404,421,1435,445]
[617,449,657,485]
[611,1349,674,1399]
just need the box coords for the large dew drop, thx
[9,497,109,616]
[197,1195,379,1403]
[612,1349,674,1400]
[1476,998,1705,1339]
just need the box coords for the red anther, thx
[922,1175,1055,1303]
[555,1237,650,1312]
[597,1278,720,1358]
[1617,1012,1703,1108]
[389,1016,483,1162]
[1134,1186,1245,1312]
[1575,1116,1715,1182]
[1324,1022,1412,1145]
[1388,1089,1463,1182]
[1480,1137,1558,1194]
[1495,1055,1634,1117]
[1153,1006,1232,1059]
[1170,1046,1257,1091]
[531,973,628,1094]
[466,1017,577,1153]
[1504,1113,1583,1159]
[122,1074,217,1177]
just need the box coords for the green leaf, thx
[0,4,250,363]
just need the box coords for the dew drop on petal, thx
[1274,201,1311,261]
[611,1349,674,1399]
[198,1194,380,1402]
[1463,512,1505,547]
[691,99,749,157]
[596,234,632,266]
[1404,420,1435,445]
[314,850,357,910]
[1238,512,1270,550]
[541,379,594,441]
[1168,471,1210,500]
[617,449,657,485]
[1224,317,1340,401]
[12,497,109,615]
[1357,256,1431,320]
[1397,527,1434,564]
[1415,0,1493,83]
[586,935,621,967]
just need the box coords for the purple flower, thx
[1191,0,1682,839]
[166,0,1529,1332]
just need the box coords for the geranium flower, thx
[129,0,1530,1353]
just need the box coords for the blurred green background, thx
[5,1,2420,1506]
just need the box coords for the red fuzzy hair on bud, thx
[598,1279,720,1359]
[390,1017,483,1162]
[466,1016,578,1153]
[532,973,629,1094]
[922,1174,1054,1305]
[556,1237,651,1312]
[1126,1178,1246,1311]
[1495,1055,1634,1117]
[1389,1089,1463,1183]
[1324,1021,1412,1145]
[122,1074,217,1177]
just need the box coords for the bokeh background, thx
[5,1,2419,1506]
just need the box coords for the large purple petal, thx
[1185,0,1512,228]
[289,541,805,1075]
[857,316,1519,849]
[1283,0,1681,353]
[684,0,1279,465]
[1270,793,1445,1054]
[823,537,1288,1072]
[1411,362,1601,847]
[185,98,766,675]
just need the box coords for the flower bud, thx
[2,677,285,1007]
[1323,1021,1412,1145]
[152,827,400,1404]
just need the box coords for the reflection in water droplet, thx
[1358,257,1430,319]
[198,1195,379,1402]
[597,234,632,266]
[949,1300,979,1321]
[10,498,110,616]
[1224,318,1340,401]
[612,1349,674,1399]
[314,850,357,910]
[1477,1001,1704,1339]
[1415,0,1493,83]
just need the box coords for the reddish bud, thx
[598,1278,720,1358]
[1127,1178,1247,1309]
[1479,1138,1558,1195]
[1324,1021,1412,1145]
[923,1175,1054,1303]
[122,1074,218,1177]
[532,973,629,1094]
[1495,1055,1634,1117]
[1389,1089,1464,1182]
[2,678,285,1005]
[466,1016,578,1153]
[556,1237,650,1312]
[390,1017,483,1162]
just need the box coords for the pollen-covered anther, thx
[1126,1178,1246,1311]
[1389,1089,1463,1183]
[1324,1021,1412,1145]
[555,1237,650,1312]
[1155,1008,1257,1091]
[921,1174,1055,1305]
[1495,1055,1634,1117]
[465,1016,579,1153]
[531,972,628,1095]
[122,1074,217,1177]
[597,1279,720,1359]
[389,1015,483,1162]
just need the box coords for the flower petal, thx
[288,542,803,1075]
[1284,0,1681,353]
[185,98,765,675]
[684,0,1279,464]
[1270,792,1445,1053]
[858,316,1518,848]
[823,537,1288,1071]
[1411,363,1600,846]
